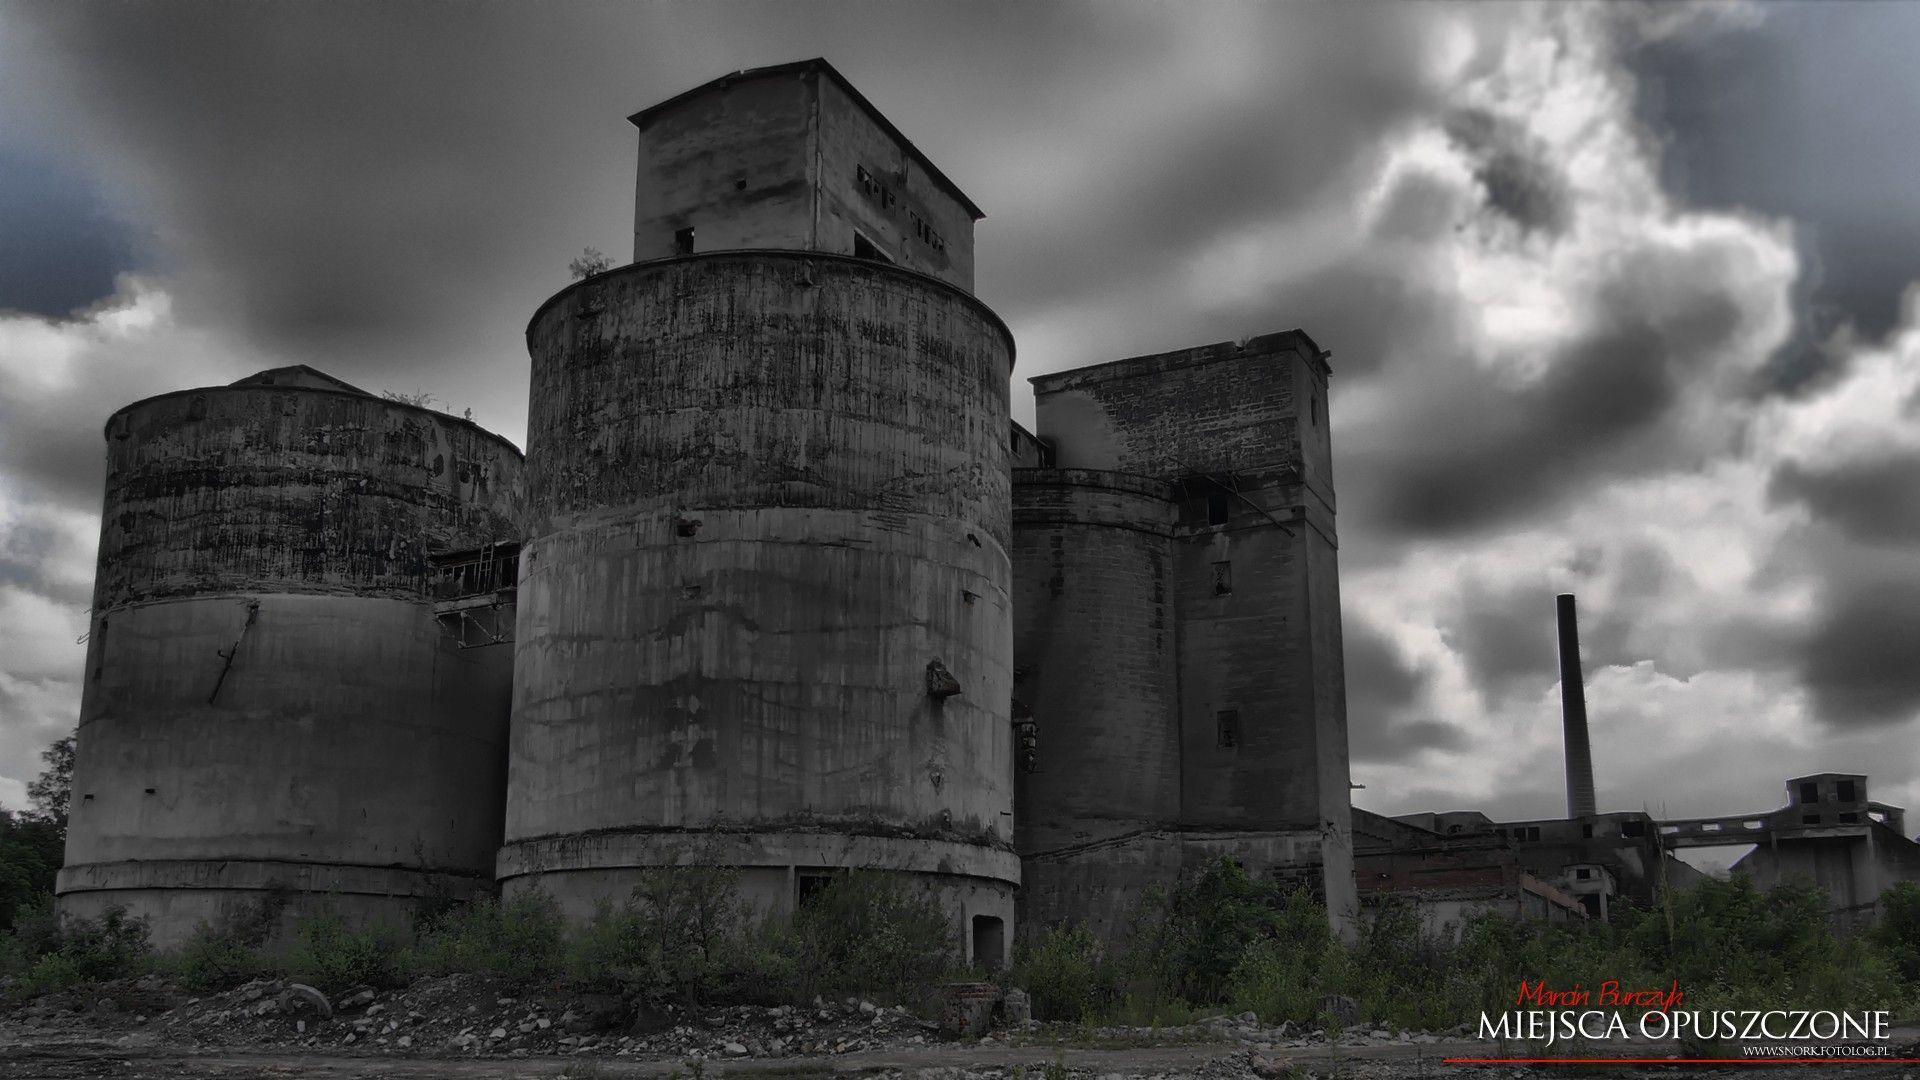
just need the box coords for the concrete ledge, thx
[56,858,494,898]
[497,830,1021,886]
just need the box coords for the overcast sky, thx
[4,2,1919,858]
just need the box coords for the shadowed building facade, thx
[1011,333,1358,942]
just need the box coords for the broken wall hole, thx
[971,915,1005,970]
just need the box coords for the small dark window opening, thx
[1212,561,1232,596]
[1206,491,1231,526]
[1522,826,1541,842]
[1575,868,1591,880]
[93,617,107,681]
[1581,824,1594,838]
[1799,781,1821,804]
[1309,395,1319,427]
[1839,812,1860,824]
[796,869,837,908]
[673,227,695,255]
[733,177,747,191]
[1802,813,1822,825]
[1836,780,1857,802]
[1216,709,1240,749]
[853,232,892,264]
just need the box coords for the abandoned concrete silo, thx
[57,365,523,946]
[498,59,1020,965]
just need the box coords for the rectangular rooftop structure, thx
[630,58,982,291]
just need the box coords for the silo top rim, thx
[103,368,526,458]
[627,57,986,222]
[527,249,1016,372]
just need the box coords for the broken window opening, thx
[1837,780,1857,802]
[1206,492,1231,526]
[1575,868,1591,880]
[1620,820,1647,838]
[1802,813,1822,825]
[1212,560,1232,596]
[1799,781,1821,804]
[1216,709,1240,750]
[674,226,696,255]
[796,868,840,909]
[1581,824,1594,838]
[853,232,892,264]
[1839,812,1860,824]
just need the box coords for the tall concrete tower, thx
[500,60,1019,966]
[1012,333,1357,942]
[58,366,523,946]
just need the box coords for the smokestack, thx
[1556,593,1597,818]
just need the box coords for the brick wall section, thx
[1011,469,1179,853]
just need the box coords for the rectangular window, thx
[1799,781,1821,804]
[1575,868,1591,880]
[1206,491,1230,526]
[673,227,695,255]
[1802,813,1822,825]
[1837,780,1857,802]
[1212,561,1232,596]
[1581,824,1594,838]
[1216,709,1240,749]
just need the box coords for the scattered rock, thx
[279,984,332,1021]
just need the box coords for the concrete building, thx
[1010,332,1358,942]
[57,366,523,946]
[61,59,1363,960]
[1682,774,1920,928]
[498,59,1020,966]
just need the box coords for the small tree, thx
[569,247,613,279]
[381,390,436,408]
[26,735,74,829]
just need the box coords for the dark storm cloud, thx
[1444,585,1559,700]
[1768,451,1920,546]
[1345,618,1464,763]
[0,143,141,318]
[1444,109,1571,235]
[1798,571,1920,729]
[1630,1,1920,386]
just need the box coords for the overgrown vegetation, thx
[1011,859,1920,1032]
[7,849,1919,1034]
[2,866,963,1010]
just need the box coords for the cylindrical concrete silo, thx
[501,251,1018,961]
[1011,469,1181,857]
[57,374,523,946]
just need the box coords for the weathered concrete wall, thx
[1019,829,1327,946]
[1019,330,1355,937]
[1011,470,1180,854]
[629,62,977,291]
[633,73,817,262]
[59,385,523,946]
[506,251,1017,937]
[814,74,975,290]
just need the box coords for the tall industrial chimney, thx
[1556,593,1597,818]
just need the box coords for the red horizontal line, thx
[1443,1059,1920,1066]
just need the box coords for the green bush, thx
[412,892,566,984]
[3,903,151,995]
[163,892,289,990]
[1871,881,1920,987]
[1014,923,1110,1021]
[281,911,410,992]
[567,863,747,1004]
[776,870,959,1003]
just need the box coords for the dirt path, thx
[8,1033,1900,1080]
